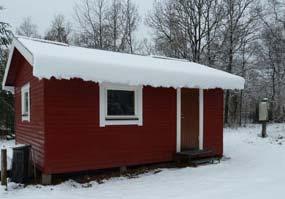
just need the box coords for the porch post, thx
[199,89,204,150]
[176,88,181,152]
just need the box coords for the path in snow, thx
[0,123,285,199]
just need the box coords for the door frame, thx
[176,88,204,152]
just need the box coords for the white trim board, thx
[21,82,30,122]
[199,89,204,150]
[176,88,181,153]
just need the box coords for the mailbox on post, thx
[259,98,268,122]
[259,98,268,138]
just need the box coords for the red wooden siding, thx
[43,79,177,174]
[203,89,224,156]
[12,49,45,169]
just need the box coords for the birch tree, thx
[107,0,124,51]
[122,0,139,53]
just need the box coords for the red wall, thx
[203,89,224,156]
[43,79,177,174]
[12,50,45,169]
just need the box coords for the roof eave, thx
[2,37,34,92]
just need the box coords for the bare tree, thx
[146,1,180,58]
[16,17,40,38]
[217,0,260,125]
[74,0,109,48]
[256,0,285,121]
[74,0,139,53]
[122,0,139,53]
[136,38,155,55]
[108,0,123,51]
[146,0,224,63]
[44,14,72,44]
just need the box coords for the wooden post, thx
[42,173,52,185]
[261,121,267,138]
[120,166,127,174]
[1,148,7,186]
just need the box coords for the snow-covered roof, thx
[3,37,244,91]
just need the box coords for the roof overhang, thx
[2,36,245,92]
[2,37,34,93]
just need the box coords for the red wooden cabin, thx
[2,37,244,183]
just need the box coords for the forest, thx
[1,0,285,133]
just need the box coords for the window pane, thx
[24,92,29,113]
[107,90,135,116]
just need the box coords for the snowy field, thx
[1,123,285,199]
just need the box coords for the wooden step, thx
[175,149,221,167]
[190,157,220,167]
[176,149,214,160]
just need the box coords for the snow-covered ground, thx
[1,123,285,199]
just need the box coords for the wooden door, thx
[181,88,199,150]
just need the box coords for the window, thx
[107,90,135,117]
[21,83,30,121]
[99,83,143,126]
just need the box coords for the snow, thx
[3,37,244,90]
[1,123,285,199]
[0,140,15,170]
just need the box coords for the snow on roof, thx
[3,37,245,90]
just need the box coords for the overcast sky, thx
[1,0,154,37]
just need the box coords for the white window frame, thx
[99,83,143,127]
[21,83,30,122]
